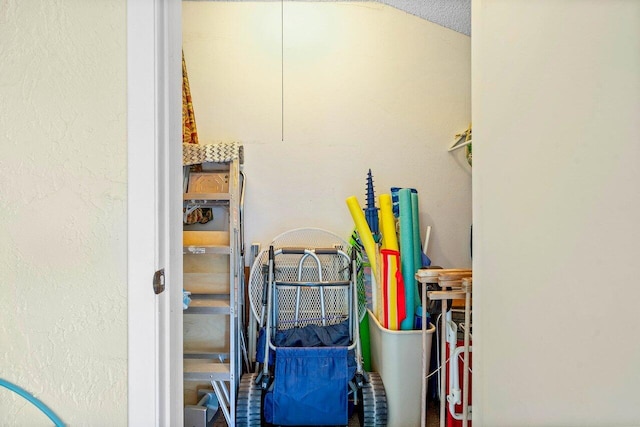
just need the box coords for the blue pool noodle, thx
[391,187,417,218]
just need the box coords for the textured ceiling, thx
[186,0,472,36]
[380,0,470,35]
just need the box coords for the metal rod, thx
[262,246,275,377]
[421,280,427,427]
[440,297,447,427]
[352,250,363,375]
[211,381,231,425]
[294,287,301,327]
[462,288,471,426]
[294,253,311,326]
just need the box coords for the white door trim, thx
[128,0,183,425]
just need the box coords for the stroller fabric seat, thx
[275,320,351,347]
[265,346,349,426]
[256,320,354,365]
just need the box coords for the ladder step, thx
[184,298,231,315]
[183,245,231,255]
[184,351,229,359]
[183,273,230,294]
[184,231,230,247]
[184,359,231,382]
[184,192,232,202]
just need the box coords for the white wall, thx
[473,1,640,425]
[0,1,127,425]
[183,1,472,268]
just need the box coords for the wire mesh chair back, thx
[248,228,366,329]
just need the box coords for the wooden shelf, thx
[183,273,230,295]
[184,192,231,202]
[183,359,231,382]
[183,246,230,255]
[184,350,229,360]
[185,297,231,315]
[183,230,230,246]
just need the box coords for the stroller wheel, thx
[358,372,388,426]
[237,373,262,427]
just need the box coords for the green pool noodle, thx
[350,234,371,371]
[411,192,422,308]
[360,311,372,371]
[398,188,415,330]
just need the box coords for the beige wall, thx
[473,0,640,425]
[0,1,127,425]
[183,1,473,268]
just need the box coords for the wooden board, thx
[187,172,229,194]
[183,252,230,294]
[183,314,230,353]
[183,230,229,247]
[183,273,230,294]
[184,253,230,273]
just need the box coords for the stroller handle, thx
[279,247,343,255]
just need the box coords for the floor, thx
[212,399,441,426]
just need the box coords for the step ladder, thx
[182,142,244,426]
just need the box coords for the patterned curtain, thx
[182,51,199,145]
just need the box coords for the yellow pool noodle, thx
[346,196,379,279]
[379,194,399,251]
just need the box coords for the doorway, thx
[129,1,472,425]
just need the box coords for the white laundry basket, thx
[368,310,435,426]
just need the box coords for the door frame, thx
[127,0,183,425]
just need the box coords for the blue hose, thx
[0,378,65,426]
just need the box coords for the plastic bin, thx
[368,309,435,426]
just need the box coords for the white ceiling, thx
[186,0,472,36]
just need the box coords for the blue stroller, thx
[238,229,387,426]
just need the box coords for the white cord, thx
[435,312,443,397]
[426,352,471,381]
[426,355,453,379]
[458,353,473,373]
[434,311,474,395]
